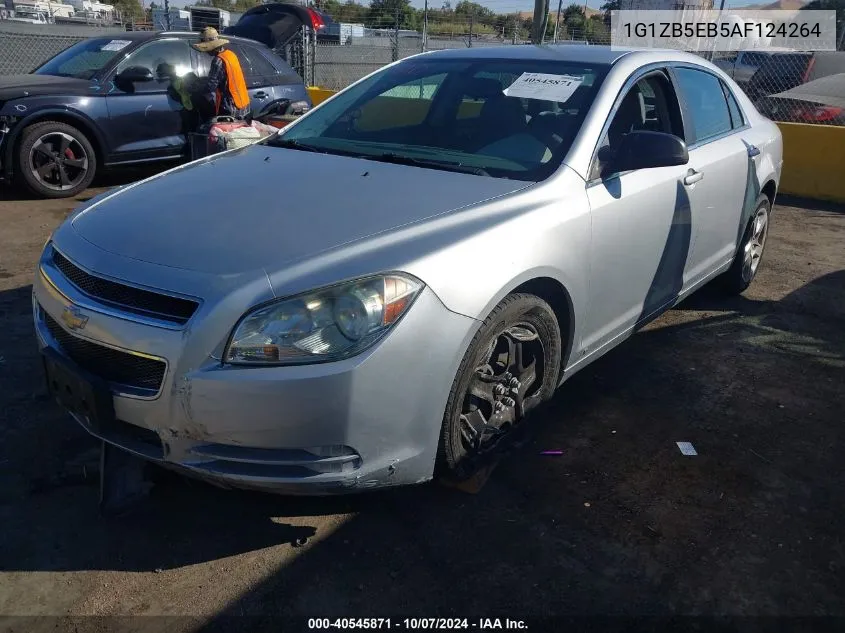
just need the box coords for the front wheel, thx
[437,294,562,481]
[720,194,771,295]
[16,121,97,199]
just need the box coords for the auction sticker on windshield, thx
[503,73,584,102]
[100,40,132,52]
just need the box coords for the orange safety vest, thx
[215,49,250,114]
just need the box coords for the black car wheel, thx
[437,294,562,481]
[17,121,97,199]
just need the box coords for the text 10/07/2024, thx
[308,618,528,630]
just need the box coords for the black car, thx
[0,31,311,198]
[756,73,845,126]
[744,51,845,103]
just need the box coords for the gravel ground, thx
[0,176,844,630]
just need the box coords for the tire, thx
[16,121,97,199]
[720,194,771,295]
[437,293,562,481]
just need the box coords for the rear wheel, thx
[437,294,562,481]
[16,121,97,199]
[720,194,771,295]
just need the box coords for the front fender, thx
[2,103,106,178]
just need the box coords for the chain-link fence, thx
[2,12,843,126]
[0,21,126,75]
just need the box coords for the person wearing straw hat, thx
[192,27,251,122]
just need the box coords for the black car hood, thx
[0,74,94,101]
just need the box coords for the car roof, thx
[420,44,633,65]
[93,30,268,48]
[417,44,716,70]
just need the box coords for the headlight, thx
[224,274,423,365]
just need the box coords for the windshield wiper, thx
[265,138,324,153]
[369,153,490,177]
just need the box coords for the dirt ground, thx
[1,173,844,629]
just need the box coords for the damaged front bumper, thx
[32,242,477,495]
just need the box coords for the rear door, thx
[225,42,278,115]
[671,66,751,285]
[254,45,312,109]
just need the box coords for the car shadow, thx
[0,164,172,203]
[2,265,845,615]
[776,195,845,215]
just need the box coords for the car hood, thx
[0,74,94,101]
[70,144,532,275]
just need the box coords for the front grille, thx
[51,249,199,325]
[45,313,166,392]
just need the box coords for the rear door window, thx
[240,45,280,88]
[674,67,733,144]
[225,43,262,88]
[257,47,302,84]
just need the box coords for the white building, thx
[13,1,75,17]
[65,0,113,17]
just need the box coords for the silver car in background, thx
[34,45,783,493]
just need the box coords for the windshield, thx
[35,37,133,80]
[274,57,609,182]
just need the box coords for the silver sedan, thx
[33,45,783,493]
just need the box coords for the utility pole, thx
[393,3,400,62]
[531,0,549,44]
[552,0,562,43]
[468,10,473,47]
[164,0,171,30]
[512,14,517,44]
[422,0,428,52]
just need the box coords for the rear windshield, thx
[274,57,610,182]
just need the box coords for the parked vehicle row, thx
[0,30,311,197]
[716,50,845,126]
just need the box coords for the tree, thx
[321,0,369,24]
[233,0,262,12]
[112,0,144,19]
[600,0,619,29]
[563,3,586,32]
[366,0,415,29]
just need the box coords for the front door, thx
[103,38,195,162]
[583,71,694,356]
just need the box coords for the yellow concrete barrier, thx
[307,87,337,106]
[777,122,845,204]
[302,93,845,204]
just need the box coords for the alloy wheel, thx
[458,323,546,461]
[742,206,769,282]
[28,132,90,193]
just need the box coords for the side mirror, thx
[117,66,155,83]
[613,130,689,172]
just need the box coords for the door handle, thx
[254,91,269,100]
[747,144,761,157]
[683,169,703,186]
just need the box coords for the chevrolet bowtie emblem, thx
[61,305,89,332]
